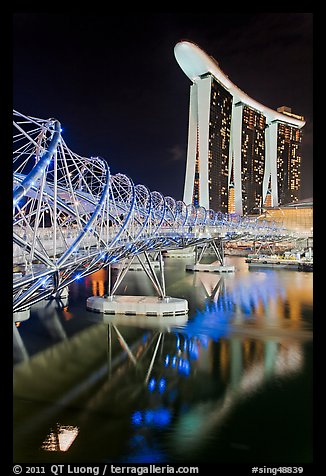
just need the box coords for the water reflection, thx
[42,424,79,452]
[13,257,312,463]
[13,296,70,364]
[100,318,306,462]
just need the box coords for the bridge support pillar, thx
[50,285,69,299]
[86,251,188,318]
[186,238,235,273]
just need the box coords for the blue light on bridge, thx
[164,355,170,367]
[40,277,49,289]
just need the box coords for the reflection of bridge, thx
[13,110,301,313]
[13,297,309,461]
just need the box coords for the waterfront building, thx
[258,197,313,237]
[174,41,305,215]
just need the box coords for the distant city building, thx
[174,41,305,215]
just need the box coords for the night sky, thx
[13,13,313,201]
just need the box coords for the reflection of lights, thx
[189,342,199,360]
[183,360,190,375]
[178,359,190,376]
[131,408,171,428]
[145,408,171,427]
[148,378,156,392]
[242,303,251,315]
[147,377,167,394]
[144,410,154,424]
[42,425,79,452]
[164,352,191,377]
[158,378,166,393]
[239,364,265,393]
[125,443,165,463]
[63,306,73,321]
[176,336,180,349]
[275,345,303,375]
[199,335,209,348]
[129,433,145,447]
[131,411,142,426]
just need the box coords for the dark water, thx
[13,256,313,464]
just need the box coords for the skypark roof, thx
[174,40,305,129]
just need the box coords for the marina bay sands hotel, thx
[174,41,305,215]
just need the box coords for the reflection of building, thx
[86,268,106,297]
[42,425,79,452]
[174,41,305,215]
[194,268,313,328]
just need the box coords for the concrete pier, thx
[186,263,235,273]
[86,295,188,317]
[13,308,31,323]
[163,248,195,259]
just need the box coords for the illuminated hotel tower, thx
[174,41,305,215]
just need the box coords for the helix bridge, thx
[13,110,298,313]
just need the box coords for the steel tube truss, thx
[13,110,301,312]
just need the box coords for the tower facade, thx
[174,41,305,215]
